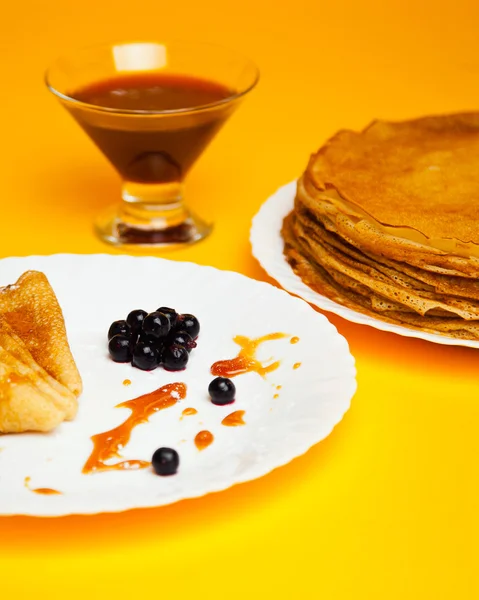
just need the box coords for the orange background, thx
[2,0,479,597]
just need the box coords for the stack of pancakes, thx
[282,113,479,340]
[0,271,82,433]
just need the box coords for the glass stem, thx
[120,181,189,229]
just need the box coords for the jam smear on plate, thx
[83,382,186,474]
[221,410,246,426]
[24,477,62,495]
[211,333,288,378]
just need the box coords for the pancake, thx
[291,215,479,320]
[295,203,479,301]
[307,113,479,246]
[282,213,479,340]
[0,271,83,397]
[0,325,75,434]
[282,113,479,340]
[0,354,68,433]
[0,271,82,433]
[298,173,479,278]
[0,317,77,421]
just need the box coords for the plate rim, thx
[0,252,356,517]
[250,181,479,350]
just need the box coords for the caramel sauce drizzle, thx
[221,410,246,426]
[195,430,214,450]
[293,362,302,370]
[33,488,61,495]
[211,333,288,378]
[83,382,186,474]
[290,336,300,344]
[24,476,61,495]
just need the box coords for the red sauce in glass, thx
[70,73,233,185]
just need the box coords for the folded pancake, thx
[0,271,82,397]
[0,317,77,421]
[0,368,67,433]
[0,338,73,434]
[282,113,479,340]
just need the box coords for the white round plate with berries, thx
[0,254,356,516]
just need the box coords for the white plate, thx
[0,254,356,516]
[251,181,479,349]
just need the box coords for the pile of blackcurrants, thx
[108,307,200,371]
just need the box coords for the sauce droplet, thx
[276,385,282,390]
[273,394,279,399]
[123,379,132,386]
[195,430,214,450]
[83,382,186,474]
[221,410,246,426]
[290,336,300,344]
[293,362,302,370]
[24,476,62,495]
[33,488,62,495]
[211,333,287,378]
[181,407,198,418]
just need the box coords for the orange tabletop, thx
[2,1,479,598]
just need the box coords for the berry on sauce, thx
[152,447,179,476]
[108,306,198,372]
[143,311,170,339]
[132,341,160,371]
[166,329,196,352]
[138,330,162,347]
[208,377,236,405]
[108,334,132,363]
[162,344,189,371]
[108,320,131,341]
[157,307,178,329]
[176,314,200,339]
[126,309,147,336]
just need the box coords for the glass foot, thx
[94,205,213,250]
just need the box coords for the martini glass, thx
[46,41,259,249]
